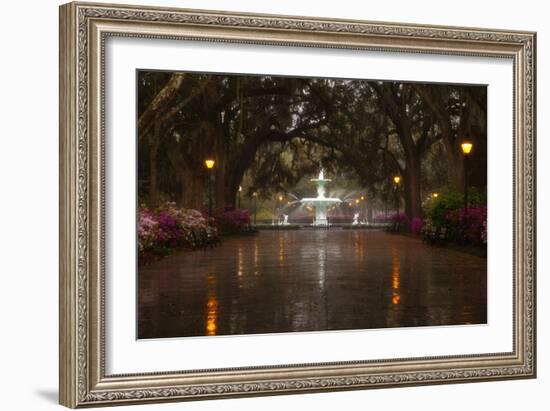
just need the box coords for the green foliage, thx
[467,186,487,206]
[427,186,487,227]
[427,190,462,227]
[255,208,275,221]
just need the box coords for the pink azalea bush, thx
[410,217,423,234]
[138,202,218,255]
[213,205,252,235]
[390,212,410,231]
[137,207,160,252]
[373,213,390,224]
[425,188,488,247]
[481,218,487,245]
[445,206,487,246]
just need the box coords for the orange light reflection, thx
[391,249,401,306]
[205,273,218,336]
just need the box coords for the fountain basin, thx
[300,197,342,226]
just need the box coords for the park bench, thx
[386,221,400,233]
[422,226,437,243]
[190,226,206,248]
[437,227,448,245]
[205,226,221,248]
[422,226,447,245]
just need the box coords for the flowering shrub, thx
[410,217,423,234]
[390,212,410,231]
[427,190,463,227]
[446,206,487,246]
[481,218,487,245]
[427,187,486,228]
[373,213,391,224]
[213,205,252,235]
[138,202,218,259]
[137,207,160,252]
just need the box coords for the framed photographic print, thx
[59,1,537,408]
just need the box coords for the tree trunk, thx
[443,137,465,190]
[414,85,466,190]
[405,156,423,220]
[214,149,226,210]
[138,73,186,136]
[403,175,410,219]
[147,121,161,208]
[367,203,373,223]
[224,158,252,207]
[396,125,423,221]
[178,167,206,210]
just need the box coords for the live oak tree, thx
[138,73,330,209]
[137,71,486,228]
[414,84,487,190]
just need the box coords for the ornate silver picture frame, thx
[59,1,536,408]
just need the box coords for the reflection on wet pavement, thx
[138,230,487,339]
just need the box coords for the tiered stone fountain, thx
[299,169,342,226]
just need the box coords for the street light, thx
[278,195,284,225]
[461,141,473,154]
[273,195,284,225]
[393,175,401,230]
[204,159,215,217]
[237,185,242,208]
[432,192,439,199]
[204,159,215,169]
[461,141,473,212]
[252,192,257,225]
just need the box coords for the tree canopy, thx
[137,70,487,221]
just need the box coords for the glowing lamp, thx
[461,142,473,154]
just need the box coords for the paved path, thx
[138,229,486,339]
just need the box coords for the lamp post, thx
[461,141,473,212]
[252,192,257,225]
[237,185,242,208]
[393,175,401,230]
[273,195,283,226]
[204,159,215,217]
[278,195,283,225]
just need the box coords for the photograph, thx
[55,1,536,407]
[136,70,488,339]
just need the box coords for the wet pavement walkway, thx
[138,229,486,339]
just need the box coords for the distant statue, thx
[352,213,360,225]
[278,214,289,226]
